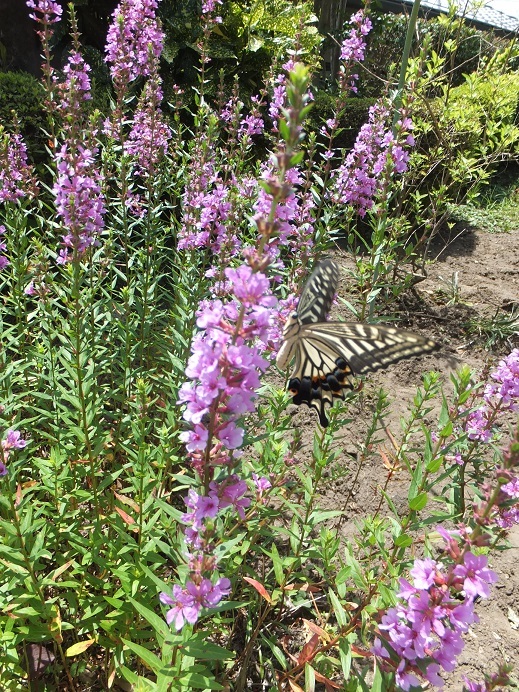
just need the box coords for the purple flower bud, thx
[2,429,28,450]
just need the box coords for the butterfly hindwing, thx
[279,261,440,426]
[291,323,439,380]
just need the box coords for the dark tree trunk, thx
[314,0,357,81]
[0,0,42,75]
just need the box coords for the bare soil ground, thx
[286,225,519,689]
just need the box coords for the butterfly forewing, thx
[295,259,340,324]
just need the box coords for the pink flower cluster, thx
[494,476,519,528]
[0,132,36,204]
[159,470,272,629]
[178,157,235,253]
[105,0,164,83]
[220,94,265,139]
[0,429,28,476]
[179,95,265,253]
[202,0,223,15]
[374,535,497,690]
[269,58,309,128]
[26,0,62,24]
[332,103,412,216]
[37,27,106,263]
[253,165,315,269]
[160,265,277,629]
[340,10,372,62]
[160,577,231,630]
[269,80,287,128]
[124,76,170,176]
[0,225,8,271]
[55,50,92,120]
[178,266,275,455]
[53,144,106,264]
[485,348,519,409]
[339,10,373,93]
[465,349,519,442]
[269,55,314,132]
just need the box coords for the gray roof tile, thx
[399,0,519,33]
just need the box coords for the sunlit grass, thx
[452,165,519,233]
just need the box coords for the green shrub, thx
[0,71,46,161]
[444,71,519,154]
[397,42,519,251]
[309,90,376,148]
[359,11,507,98]
[159,0,320,103]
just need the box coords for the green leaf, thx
[305,662,315,690]
[119,666,139,684]
[308,509,342,524]
[371,662,385,692]
[338,637,352,678]
[180,639,233,661]
[408,492,428,511]
[177,672,223,690]
[278,119,290,142]
[426,455,443,473]
[121,638,163,672]
[394,533,413,547]
[129,597,169,640]
[328,590,347,628]
[271,542,284,586]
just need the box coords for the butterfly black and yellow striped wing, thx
[295,259,340,324]
[277,261,440,426]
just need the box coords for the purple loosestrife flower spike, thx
[253,164,315,270]
[56,50,92,128]
[339,10,372,93]
[0,132,37,203]
[332,102,413,216]
[105,0,164,83]
[484,348,519,410]
[464,349,519,442]
[124,76,170,176]
[163,264,278,629]
[179,265,275,458]
[53,144,106,264]
[177,148,235,253]
[50,40,105,264]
